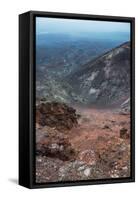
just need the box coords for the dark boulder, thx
[120,127,129,139]
[36,102,79,131]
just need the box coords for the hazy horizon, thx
[36,17,130,36]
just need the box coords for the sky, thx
[36,17,130,35]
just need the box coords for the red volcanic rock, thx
[78,149,96,165]
[36,102,79,131]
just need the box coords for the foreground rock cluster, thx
[36,102,130,183]
[36,134,130,182]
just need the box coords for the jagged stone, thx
[36,102,79,131]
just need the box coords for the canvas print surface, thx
[35,17,131,183]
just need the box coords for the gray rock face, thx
[69,42,130,107]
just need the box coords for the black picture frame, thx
[19,10,135,189]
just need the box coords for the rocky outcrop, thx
[36,102,79,131]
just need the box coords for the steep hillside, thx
[69,42,130,107]
[36,42,131,109]
[36,74,84,104]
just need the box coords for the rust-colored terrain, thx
[36,102,130,183]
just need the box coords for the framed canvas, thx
[19,11,135,189]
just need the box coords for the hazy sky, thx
[36,17,130,35]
